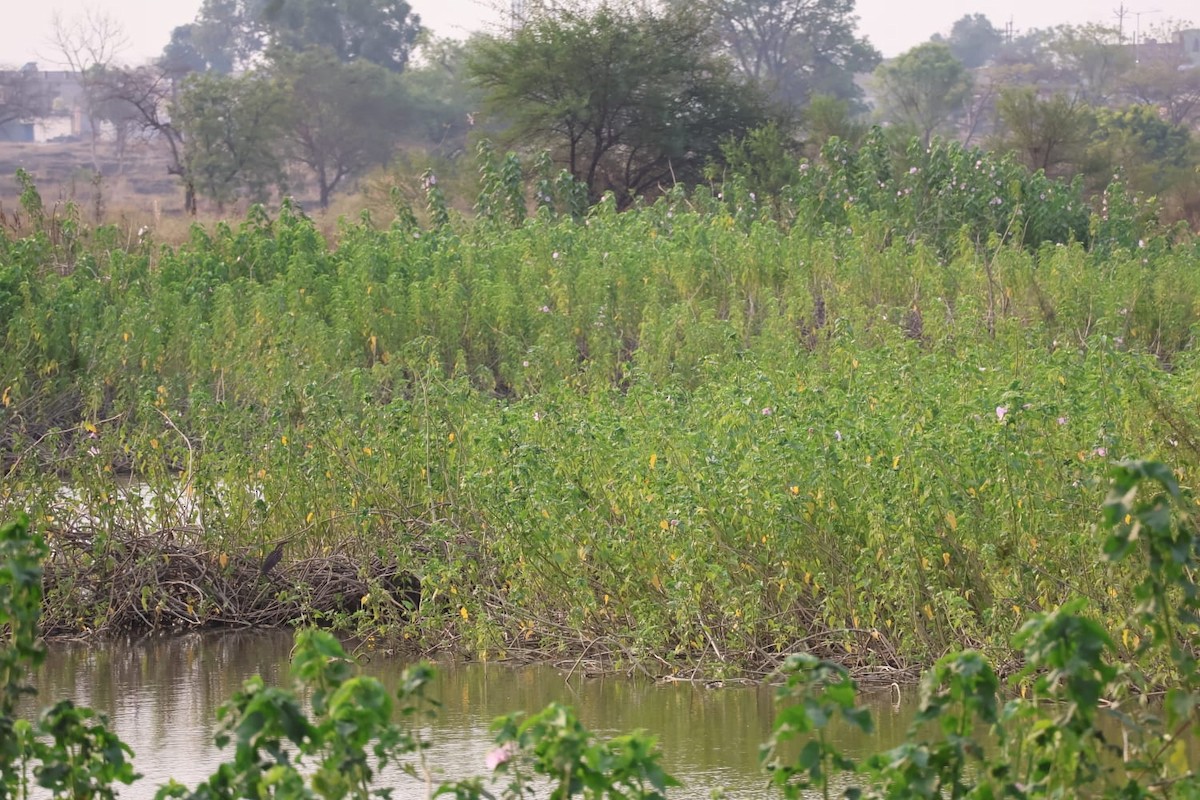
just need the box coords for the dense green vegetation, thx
[2,458,1198,797]
[1,141,1199,676]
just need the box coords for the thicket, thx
[1,144,1199,678]
[1,458,1198,797]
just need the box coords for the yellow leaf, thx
[921,557,930,569]
[649,452,657,470]
[892,455,900,470]
[660,519,669,531]
[448,432,455,443]
[1167,740,1190,777]
[651,573,662,592]
[942,552,950,567]
[218,553,229,569]
[459,606,469,620]
[362,446,372,455]
[923,604,933,620]
[83,421,97,434]
[603,594,610,605]
[150,438,159,449]
[305,511,314,524]
[281,435,288,446]
[0,386,9,407]
[361,594,371,606]
[851,358,859,369]
[945,511,958,531]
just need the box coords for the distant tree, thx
[169,0,422,74]
[800,94,867,154]
[1089,104,1196,195]
[268,48,406,208]
[1049,24,1131,105]
[160,23,237,76]
[262,0,422,72]
[399,37,483,155]
[1122,21,1200,126]
[97,66,195,213]
[48,8,129,172]
[994,87,1093,175]
[933,13,1003,69]
[874,42,972,145]
[174,72,288,208]
[469,2,770,207]
[679,0,879,109]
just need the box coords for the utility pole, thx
[1113,3,1129,43]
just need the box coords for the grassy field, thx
[1,143,1198,679]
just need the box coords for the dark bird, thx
[261,539,290,575]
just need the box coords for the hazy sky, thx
[1,0,1196,68]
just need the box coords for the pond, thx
[27,629,920,798]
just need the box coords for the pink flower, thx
[761,407,773,416]
[1057,417,1068,425]
[996,406,1008,421]
[485,741,517,771]
[1094,447,1108,457]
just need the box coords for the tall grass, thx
[2,157,1199,674]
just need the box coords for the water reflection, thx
[29,631,918,799]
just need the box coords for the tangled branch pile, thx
[38,526,422,637]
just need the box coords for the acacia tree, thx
[874,42,972,145]
[469,2,770,207]
[680,0,879,109]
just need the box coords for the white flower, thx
[834,430,843,442]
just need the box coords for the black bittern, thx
[261,538,291,575]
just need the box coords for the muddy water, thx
[28,630,917,798]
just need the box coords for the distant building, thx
[0,63,93,143]
[1133,29,1200,67]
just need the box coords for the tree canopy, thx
[163,0,422,75]
[933,13,1003,69]
[469,3,772,207]
[874,42,972,145]
[681,0,879,109]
